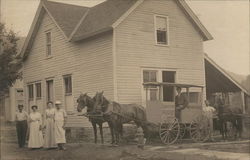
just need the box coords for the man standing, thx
[54,100,67,150]
[203,100,216,141]
[175,87,188,122]
[15,105,28,148]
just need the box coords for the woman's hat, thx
[31,105,38,109]
[55,100,62,105]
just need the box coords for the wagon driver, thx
[175,86,188,122]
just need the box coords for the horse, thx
[93,91,148,144]
[216,97,242,140]
[76,93,122,144]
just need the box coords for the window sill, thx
[36,97,42,100]
[65,93,72,96]
[45,56,53,60]
[28,98,34,101]
[161,101,174,105]
[155,43,169,47]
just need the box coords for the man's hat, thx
[18,104,24,108]
[55,100,62,105]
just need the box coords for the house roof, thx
[43,1,89,38]
[204,54,249,95]
[71,0,138,41]
[21,0,213,58]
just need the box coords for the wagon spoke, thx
[160,130,168,136]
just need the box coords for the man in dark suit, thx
[175,87,188,121]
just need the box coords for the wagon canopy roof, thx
[143,82,204,88]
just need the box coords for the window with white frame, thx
[143,70,158,101]
[64,75,72,95]
[28,84,34,100]
[143,69,176,102]
[35,83,42,99]
[155,15,169,45]
[162,71,175,102]
[46,32,51,56]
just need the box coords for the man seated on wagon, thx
[175,87,188,122]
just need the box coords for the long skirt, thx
[44,118,57,148]
[28,121,44,148]
[54,121,66,144]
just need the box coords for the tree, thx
[0,23,22,96]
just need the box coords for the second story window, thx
[64,75,72,95]
[46,32,51,56]
[155,15,169,45]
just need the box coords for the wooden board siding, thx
[23,12,113,126]
[114,0,206,105]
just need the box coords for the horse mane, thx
[100,94,110,112]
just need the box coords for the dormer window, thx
[46,32,51,56]
[155,15,169,45]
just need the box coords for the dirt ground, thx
[1,121,249,160]
[1,142,172,160]
[1,140,250,160]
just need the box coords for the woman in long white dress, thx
[43,101,57,149]
[54,100,67,150]
[28,105,44,149]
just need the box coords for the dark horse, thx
[76,93,122,144]
[216,97,242,140]
[93,91,148,144]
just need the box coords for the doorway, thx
[46,80,54,103]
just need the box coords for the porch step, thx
[65,114,92,128]
[1,121,18,143]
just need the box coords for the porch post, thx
[241,91,246,114]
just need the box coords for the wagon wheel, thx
[159,118,180,145]
[178,123,186,140]
[190,115,209,143]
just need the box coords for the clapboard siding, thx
[23,12,113,126]
[114,0,206,105]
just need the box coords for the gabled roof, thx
[71,0,138,41]
[175,0,213,41]
[21,0,213,59]
[20,0,88,59]
[43,0,89,38]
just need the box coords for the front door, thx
[63,75,73,111]
[46,80,54,103]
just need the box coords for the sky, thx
[1,0,249,75]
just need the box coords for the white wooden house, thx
[21,0,250,130]
[21,0,212,115]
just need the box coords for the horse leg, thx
[114,122,120,145]
[99,123,104,144]
[237,117,243,140]
[120,123,123,138]
[108,121,114,144]
[232,120,237,140]
[224,122,228,140]
[92,122,98,144]
[220,120,225,140]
